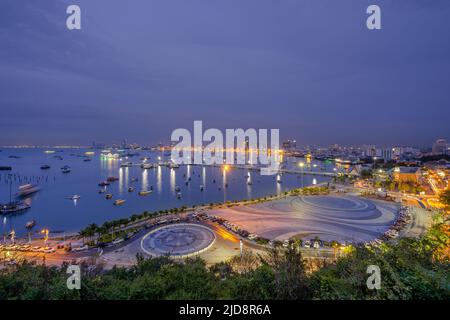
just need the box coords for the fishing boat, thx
[138,190,152,196]
[113,199,126,205]
[40,164,51,170]
[17,184,40,197]
[65,195,81,200]
[105,194,113,199]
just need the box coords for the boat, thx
[140,163,153,169]
[107,176,119,182]
[138,190,152,196]
[98,189,106,194]
[113,199,126,205]
[83,158,92,162]
[98,181,110,187]
[0,166,12,171]
[105,194,113,199]
[65,195,81,200]
[17,184,40,197]
[62,168,71,174]
[120,162,133,167]
[175,186,181,192]
[177,192,182,199]
[200,185,204,191]
[25,220,36,229]
[40,165,51,170]
[0,201,31,214]
[128,187,134,192]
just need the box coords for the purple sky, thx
[0,0,449,147]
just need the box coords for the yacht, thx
[17,184,40,197]
[113,199,126,206]
[141,163,153,169]
[120,162,133,168]
[65,195,81,200]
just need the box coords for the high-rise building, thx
[432,139,447,155]
[282,139,297,151]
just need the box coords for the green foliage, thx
[1,225,449,300]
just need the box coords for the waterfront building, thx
[393,166,421,183]
[432,139,448,155]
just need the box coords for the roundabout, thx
[140,223,216,257]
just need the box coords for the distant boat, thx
[40,165,51,170]
[0,166,12,171]
[107,176,119,182]
[62,168,71,174]
[105,194,113,200]
[120,162,133,167]
[177,192,182,199]
[175,186,181,192]
[114,199,126,206]
[0,201,30,214]
[17,184,40,197]
[65,195,81,200]
[83,158,92,162]
[98,189,106,194]
[25,220,36,229]
[98,181,110,187]
[138,190,152,196]
[128,187,134,192]
[140,163,153,169]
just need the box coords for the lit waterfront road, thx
[207,222,240,243]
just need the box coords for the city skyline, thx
[1,0,450,146]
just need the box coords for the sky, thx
[0,0,449,148]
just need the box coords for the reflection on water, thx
[276,174,282,195]
[156,165,162,194]
[170,168,176,194]
[141,169,148,191]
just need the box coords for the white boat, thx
[65,195,81,200]
[17,184,40,197]
[140,163,153,169]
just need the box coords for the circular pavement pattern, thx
[141,223,216,257]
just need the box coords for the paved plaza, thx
[209,195,400,243]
